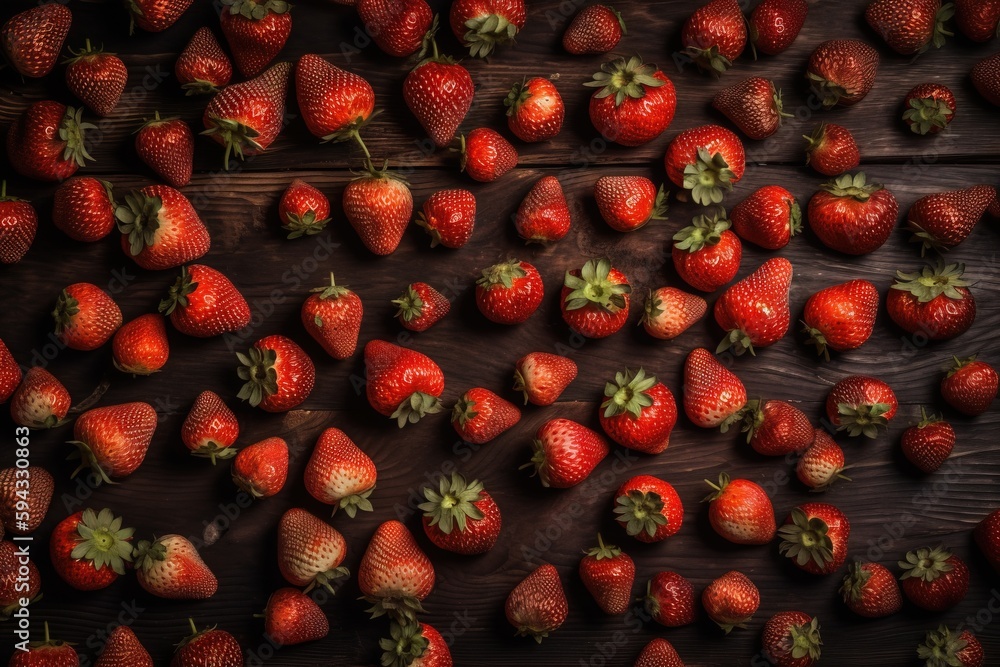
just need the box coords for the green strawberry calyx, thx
[672,210,730,253]
[601,367,656,419]
[221,0,291,20]
[363,589,426,624]
[916,405,944,429]
[917,625,970,667]
[309,272,351,301]
[59,106,97,168]
[504,78,534,117]
[946,354,977,378]
[613,489,667,538]
[69,507,135,575]
[0,181,26,204]
[284,208,331,239]
[173,618,218,650]
[777,507,834,570]
[393,285,426,322]
[461,12,519,59]
[928,3,955,51]
[583,55,665,106]
[335,485,374,519]
[189,440,237,465]
[28,622,75,650]
[835,400,892,438]
[903,96,955,136]
[51,290,80,338]
[521,440,553,486]
[63,39,114,64]
[116,190,164,257]
[806,70,851,109]
[683,146,736,207]
[702,471,734,503]
[820,172,882,202]
[379,621,430,667]
[132,538,167,571]
[417,471,484,535]
[899,545,954,583]
[414,211,445,248]
[450,393,479,428]
[563,258,631,313]
[838,561,871,604]
[306,564,350,596]
[682,43,733,75]
[478,259,526,290]
[891,262,970,304]
[640,289,663,325]
[739,400,768,443]
[391,391,443,429]
[201,116,263,171]
[67,438,119,485]
[158,265,198,316]
[650,184,669,221]
[236,346,280,407]
[786,617,823,661]
[583,533,622,560]
[801,320,833,362]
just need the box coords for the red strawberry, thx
[731,185,800,249]
[379,621,452,667]
[303,427,377,517]
[515,175,571,243]
[796,429,849,491]
[595,176,667,233]
[802,279,879,360]
[714,257,793,355]
[614,475,683,543]
[906,186,995,254]
[808,173,899,255]
[903,83,957,135]
[584,56,676,146]
[52,282,122,351]
[359,520,435,622]
[220,0,291,77]
[561,258,631,338]
[476,259,544,324]
[112,313,169,376]
[839,561,902,618]
[357,0,433,57]
[634,638,684,667]
[203,61,292,169]
[524,418,608,488]
[7,623,78,666]
[672,211,742,292]
[364,339,444,426]
[942,355,998,416]
[681,0,746,73]
[63,40,127,117]
[232,436,289,498]
[116,185,211,270]
[262,587,328,645]
[0,466,53,535]
[278,179,330,239]
[682,347,747,430]
[778,503,850,575]
[160,265,250,337]
[237,336,315,412]
[826,375,898,438]
[918,626,984,667]
[450,0,526,58]
[301,273,363,358]
[296,53,375,146]
[598,368,677,454]
[415,189,476,249]
[955,0,1000,41]
[703,473,776,545]
[9,367,70,430]
[176,26,232,95]
[972,52,1000,107]
[505,563,567,642]
[459,128,517,182]
[762,612,822,667]
[702,570,760,633]
[642,571,696,627]
[126,0,195,33]
[1,540,40,619]
[749,0,808,56]
[713,77,790,140]
[804,123,860,177]
[0,182,37,264]
[69,403,157,484]
[343,161,414,255]
[419,472,501,555]
[664,124,745,205]
[393,282,450,332]
[52,177,116,243]
[974,509,1000,572]
[95,626,153,667]
[579,534,634,615]
[276,507,349,592]
[7,102,95,182]
[742,400,814,456]
[866,0,954,55]
[887,262,976,341]
[135,113,194,188]
[806,39,880,108]
[1,4,71,78]
[170,620,240,666]
[513,352,577,406]
[181,390,239,464]
[504,77,565,142]
[563,5,626,55]
[901,407,955,473]
[50,508,134,591]
[0,340,18,405]
[452,388,520,444]
[641,287,706,340]
[899,546,969,611]
[403,40,475,148]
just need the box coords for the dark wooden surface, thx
[1,1,999,665]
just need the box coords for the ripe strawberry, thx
[672,211,742,292]
[302,273,363,358]
[524,418,609,488]
[0,182,37,264]
[802,279,879,360]
[419,472,501,555]
[50,508,134,591]
[681,0,746,73]
[974,509,1000,572]
[232,437,289,498]
[116,185,211,270]
[899,546,969,611]
[702,570,760,633]
[95,626,153,667]
[614,475,683,543]
[682,347,747,430]
[379,621,452,667]
[9,367,70,430]
[761,612,822,667]
[918,626,984,667]
[112,313,169,376]
[839,561,902,618]
[69,402,157,484]
[276,507,349,592]
[804,123,860,177]
[237,335,315,412]
[598,368,677,454]
[303,427,377,517]
[7,623,78,666]
[160,265,250,337]
[359,520,435,622]
[778,503,850,575]
[0,340,18,405]
[635,639,684,667]
[296,53,375,146]
[452,388,520,444]
[63,40,127,117]
[901,408,955,473]
[942,355,998,416]
[641,287,706,340]
[52,282,122,351]
[476,259,544,324]
[450,0,527,58]
[703,473,776,545]
[515,175,571,243]
[642,571,696,627]
[664,125,745,205]
[749,0,808,56]
[513,352,577,406]
[1,4,71,78]
[579,534,634,615]
[415,189,476,249]
[826,375,898,438]
[169,620,240,666]
[203,61,292,169]
[742,400,814,456]
[584,55,676,146]
[713,77,790,140]
[52,177,116,243]
[903,83,957,135]
[7,102,95,182]
[887,262,976,341]
[808,173,899,255]
[358,0,434,57]
[343,161,414,255]
[220,0,291,77]
[126,0,195,33]
[595,176,667,233]
[806,39,880,108]
[866,0,954,55]
[563,5,626,54]
[176,26,232,95]
[181,390,239,464]
[1,540,40,619]
[262,587,328,645]
[971,52,1000,107]
[505,563,567,642]
[561,258,631,338]
[403,40,474,148]
[278,179,330,239]
[504,77,565,142]
[796,429,849,491]
[459,128,518,182]
[364,340,444,426]
[135,113,194,188]
[714,257,793,355]
[730,185,800,249]
[955,0,1000,41]
[394,282,450,332]
[0,466,53,535]
[906,186,995,254]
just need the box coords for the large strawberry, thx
[64,40,128,117]
[730,185,800,249]
[804,123,860,177]
[69,402,158,484]
[115,186,211,270]
[598,368,677,454]
[358,520,435,622]
[902,83,957,135]
[7,102,95,182]
[135,113,194,188]
[513,352,577,406]
[175,26,232,95]
[682,347,746,430]
[475,259,544,324]
[826,375,898,438]
[296,53,375,147]
[681,0,746,73]
[133,535,218,599]
[514,175,571,243]
[459,128,518,182]
[703,473,776,545]
[181,390,239,463]
[561,258,631,338]
[887,262,976,341]
[901,408,955,473]
[761,612,822,667]
[94,626,153,667]
[112,313,169,375]
[0,466,53,535]
[641,286,707,340]
[806,39,880,108]
[9,367,70,430]
[796,429,849,491]
[802,279,879,360]
[276,507,349,593]
[614,475,683,543]
[664,124,745,206]
[584,55,676,146]
[563,5,626,55]
[955,0,1000,41]
[839,561,902,618]
[942,355,998,416]
[169,620,241,666]
[261,587,329,645]
[450,0,527,58]
[906,186,995,254]
[866,0,954,55]
[50,508,134,591]
[714,257,793,355]
[343,161,414,255]
[159,264,250,337]
[302,273,363,359]
[672,211,742,292]
[918,626,984,667]
[579,534,634,615]
[303,427,376,517]
[7,623,79,666]
[403,39,474,148]
[419,472,501,555]
[358,0,434,57]
[524,418,609,488]
[220,0,292,77]
[364,339,444,427]
[53,177,116,243]
[393,282,450,331]
[1,4,71,78]
[749,0,808,56]
[742,399,814,456]
[807,172,899,255]
[972,52,1000,107]
[452,388,520,444]
[899,546,969,611]
[53,282,122,351]
[505,77,565,142]
[126,0,195,33]
[635,639,684,667]
[778,503,850,575]
[594,176,668,233]
[642,571,696,627]
[702,570,760,633]
[379,621,452,667]
[237,335,315,412]
[415,189,476,249]
[0,182,37,265]
[232,436,288,498]
[505,563,568,642]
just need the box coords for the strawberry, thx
[379,621,452,667]
[642,571,696,627]
[887,262,976,341]
[7,102,95,182]
[237,335,315,412]
[513,352,577,406]
[203,61,292,169]
[942,355,998,416]
[357,0,433,57]
[641,287,706,340]
[903,83,957,135]
[69,403,157,484]
[303,427,376,517]
[452,388,520,444]
[635,639,684,667]
[761,612,822,667]
[52,282,122,351]
[712,77,790,140]
[7,623,78,666]
[749,0,808,56]
[63,40,127,117]
[524,418,609,488]
[504,77,565,142]
[52,177,116,242]
[276,507,349,592]
[796,429,849,491]
[0,340,18,405]
[450,0,526,58]
[0,182,37,264]
[134,534,217,599]
[664,125,745,206]
[840,561,902,618]
[296,53,375,146]
[403,39,474,148]
[419,472,501,555]
[94,626,153,667]
[220,0,291,77]
[731,185,800,249]
[359,520,435,622]
[515,175,572,243]
[49,508,134,591]
[595,176,668,233]
[826,375,898,438]
[116,185,211,270]
[974,509,1000,572]
[301,273,363,358]
[703,473,776,545]
[714,257,793,355]
[262,587,329,645]
[702,570,760,633]
[476,259,544,324]
[343,161,414,255]
[0,466,53,535]
[807,39,880,108]
[614,475,683,543]
[906,185,995,254]
[394,282,450,332]
[682,347,747,430]
[9,367,70,430]
[1,4,71,78]
[126,0,195,33]
[672,211,742,292]
[505,563,568,642]
[181,390,239,463]
[584,56,676,146]
[955,0,1000,41]
[742,400,814,456]
[804,123,860,177]
[918,626,984,667]
[135,113,194,188]
[159,265,250,338]
[778,503,850,575]
[899,546,969,611]
[901,408,955,473]
[364,340,444,426]
[563,5,626,55]
[459,128,518,182]
[232,437,289,498]
[169,620,240,666]
[579,534,634,615]
[176,26,232,95]
[802,279,879,360]
[561,258,631,338]
[415,189,476,249]
[808,173,899,255]
[598,368,677,454]
[278,179,330,239]
[1,540,40,619]
[681,0,747,73]
[866,0,954,55]
[112,313,169,376]
[971,52,1000,107]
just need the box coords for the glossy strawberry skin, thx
[796,429,846,490]
[802,280,880,357]
[9,367,71,430]
[506,77,564,142]
[203,61,292,164]
[762,611,820,667]
[162,265,251,338]
[515,176,571,243]
[664,124,746,192]
[840,561,902,618]
[702,570,760,631]
[972,52,1000,107]
[714,257,793,354]
[614,475,684,543]
[559,265,631,338]
[422,490,501,555]
[118,185,211,271]
[52,177,117,243]
[589,69,676,147]
[263,587,329,645]
[902,83,956,135]
[279,179,331,238]
[303,427,377,510]
[65,45,128,117]
[0,189,37,265]
[247,336,315,413]
[901,416,955,473]
[476,260,545,325]
[175,26,233,94]
[94,625,154,667]
[747,400,815,457]
[513,353,577,406]
[706,476,776,545]
[170,626,241,666]
[450,0,527,57]
[129,0,195,33]
[563,5,625,55]
[220,3,292,78]
[644,571,696,627]
[1,4,71,78]
[634,638,684,667]
[807,39,880,108]
[461,128,518,182]
[782,502,850,575]
[886,284,975,341]
[342,171,414,256]
[673,228,742,293]
[302,286,363,360]
[358,520,435,603]
[135,116,194,188]
[404,59,474,148]
[358,0,434,57]
[906,185,995,251]
[807,178,899,255]
[641,287,707,340]
[7,101,91,182]
[900,552,969,611]
[750,0,808,55]
[681,0,747,68]
[955,0,1000,41]
[530,418,609,488]
[866,0,948,55]
[112,313,169,376]
[394,282,449,332]
[49,511,126,591]
[416,189,476,249]
[0,340,19,405]
[594,176,664,232]
[682,348,747,429]
[0,466,53,534]
[712,77,786,140]
[505,563,568,641]
[364,339,444,420]
[599,381,677,454]
[825,375,898,432]
[579,541,635,615]
[180,390,239,460]
[974,509,1000,572]
[805,123,861,177]
[54,283,123,351]
[276,507,347,588]
[731,186,800,250]
[452,388,520,445]
[72,403,158,481]
[232,437,289,499]
[295,54,375,140]
[942,357,998,416]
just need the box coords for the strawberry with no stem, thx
[903,83,957,135]
[506,563,568,642]
[476,259,544,325]
[505,77,565,142]
[614,475,683,543]
[942,355,998,416]
[0,340,19,405]
[714,257,793,356]
[563,5,626,55]
[52,177,117,243]
[955,0,1000,41]
[561,258,631,338]
[459,128,518,182]
[797,429,849,491]
[359,520,435,622]
[778,503,850,575]
[452,388,520,444]
[302,273,363,359]
[598,368,677,454]
[116,186,211,270]
[232,437,289,498]
[343,161,414,255]
[7,623,78,667]
[762,612,822,667]
[160,265,250,338]
[807,39,880,108]
[906,186,995,254]
[524,418,609,488]
[635,639,684,667]
[972,52,1000,107]
[840,561,902,618]
[50,508,134,591]
[672,211,742,292]
[0,466,53,535]
[681,0,747,73]
[296,53,375,147]
[579,534,634,615]
[595,176,668,233]
[9,367,70,430]
[1,540,40,619]
[682,347,747,430]
[169,620,240,666]
[975,509,1000,572]
[279,179,331,239]
[393,282,450,332]
[303,427,377,517]
[135,113,194,188]
[357,0,433,58]
[181,390,239,463]
[415,189,476,249]
[53,283,122,352]
[515,175,572,243]
[901,408,955,473]
[826,375,898,438]
[1,4,71,78]
[642,571,696,627]
[403,38,474,148]
[134,535,217,599]
[0,182,37,265]
[112,313,169,375]
[664,125,745,206]
[364,339,444,427]
[918,626,984,667]
[237,335,315,412]
[731,185,800,249]
[742,400,815,456]
[276,507,349,592]
[262,588,329,645]
[95,626,153,667]
[887,262,976,341]
[126,0,195,33]
[64,40,128,117]
[702,570,760,633]
[584,55,676,146]
[7,102,95,182]
[749,0,808,56]
[513,353,577,406]
[641,287,706,340]
[69,402,158,484]
[450,0,527,58]
[802,279,880,360]
[419,472,501,555]
[219,0,291,77]
[713,77,790,140]
[804,123,860,177]
[176,26,232,95]
[703,473,776,545]
[808,173,899,255]
[899,546,969,611]
[866,0,954,56]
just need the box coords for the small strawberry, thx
[393,282,450,332]
[682,347,747,430]
[181,390,239,464]
[0,182,37,264]
[364,339,444,427]
[642,571,696,627]
[714,257,793,355]
[1,540,40,620]
[681,0,747,73]
[808,173,899,255]
[906,185,995,254]
[357,0,433,58]
[515,175,571,243]
[63,40,128,117]
[584,55,676,146]
[955,0,1000,41]
[343,161,414,256]
[595,176,668,233]
[302,273,363,359]
[902,407,955,473]
[135,113,194,188]
[749,0,808,56]
[579,534,634,615]
[742,399,815,456]
[278,179,331,239]
[159,265,251,338]
[0,466,53,535]
[237,335,315,412]
[9,367,70,430]
[839,561,902,618]
[415,189,476,249]
[358,520,435,622]
[262,588,329,645]
[419,472,501,555]
[7,101,95,182]
[176,26,232,95]
[295,53,375,146]
[703,473,776,545]
[561,258,631,338]
[761,612,822,667]
[641,287,706,340]
[563,5,626,54]
[887,262,976,341]
[49,508,134,591]
[459,128,518,182]
[379,621,452,667]
[505,563,568,642]
[866,0,954,56]
[806,39,880,108]
[52,282,122,352]
[713,77,790,140]
[232,437,289,498]
[672,211,742,292]
[69,402,158,484]
[403,38,475,148]
[7,623,78,666]
[94,626,153,667]
[614,475,683,543]
[504,77,565,142]
[116,186,211,270]
[899,545,969,611]
[971,52,1000,107]
[731,185,800,249]
[702,570,760,633]
[303,427,377,517]
[599,368,677,454]
[796,429,849,491]
[169,620,240,666]
[450,0,527,58]
[804,123,860,177]
[52,177,116,243]
[942,355,998,416]
[1,4,71,78]
[918,626,984,667]
[219,0,291,77]
[276,507,349,592]
[634,639,684,667]
[0,340,18,405]
[513,352,577,406]
[664,125,745,206]
[825,375,898,438]
[452,388,520,444]
[903,83,957,135]
[112,313,169,376]
[974,509,1000,572]
[476,259,545,325]
[524,418,609,488]
[802,279,880,360]
[778,503,850,576]
[126,0,195,33]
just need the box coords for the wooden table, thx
[1,1,998,665]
